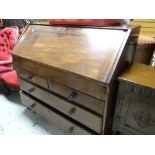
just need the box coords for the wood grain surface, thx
[20,79,102,133]
[20,91,93,135]
[13,25,127,83]
[119,63,155,89]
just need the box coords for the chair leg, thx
[0,81,19,95]
[0,81,10,95]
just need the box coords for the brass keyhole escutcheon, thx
[102,86,106,93]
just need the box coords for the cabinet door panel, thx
[125,96,155,134]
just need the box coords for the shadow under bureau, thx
[12,24,139,134]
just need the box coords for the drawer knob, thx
[28,87,35,93]
[68,126,75,133]
[30,102,36,108]
[102,86,106,93]
[27,74,33,80]
[67,91,77,102]
[68,107,76,115]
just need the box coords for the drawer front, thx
[49,79,104,115]
[16,68,48,89]
[16,67,104,115]
[20,79,102,133]
[20,92,92,135]
[14,58,107,100]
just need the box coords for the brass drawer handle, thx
[30,102,36,108]
[27,74,33,80]
[120,96,127,105]
[68,126,75,133]
[67,91,77,102]
[27,87,35,93]
[68,107,76,115]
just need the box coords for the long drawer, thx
[20,92,92,135]
[48,79,104,115]
[19,78,102,133]
[17,68,104,115]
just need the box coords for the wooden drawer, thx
[16,67,104,115]
[20,79,102,133]
[48,79,104,115]
[20,92,92,135]
[14,58,107,101]
[16,68,48,89]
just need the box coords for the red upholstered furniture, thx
[0,27,18,53]
[0,27,20,94]
[19,27,26,38]
[0,70,19,88]
[48,19,124,26]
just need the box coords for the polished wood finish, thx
[119,63,155,89]
[13,25,127,84]
[14,57,107,100]
[20,91,92,135]
[20,78,102,133]
[48,79,104,115]
[16,67,49,89]
[113,63,155,135]
[13,25,139,100]
[130,19,155,37]
[13,24,139,134]
[16,67,104,115]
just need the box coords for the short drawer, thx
[14,58,107,101]
[20,92,92,135]
[16,68,48,89]
[48,79,104,115]
[20,78,102,133]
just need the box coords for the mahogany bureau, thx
[12,24,139,134]
[113,63,155,135]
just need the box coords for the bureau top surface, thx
[119,63,155,89]
[13,25,129,83]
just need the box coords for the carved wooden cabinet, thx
[12,24,139,134]
[113,63,155,135]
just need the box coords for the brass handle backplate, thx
[68,126,75,133]
[68,107,76,115]
[27,74,33,80]
[27,87,35,93]
[30,102,36,108]
[67,91,78,102]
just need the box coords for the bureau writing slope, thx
[12,25,139,134]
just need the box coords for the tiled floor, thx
[0,91,65,135]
